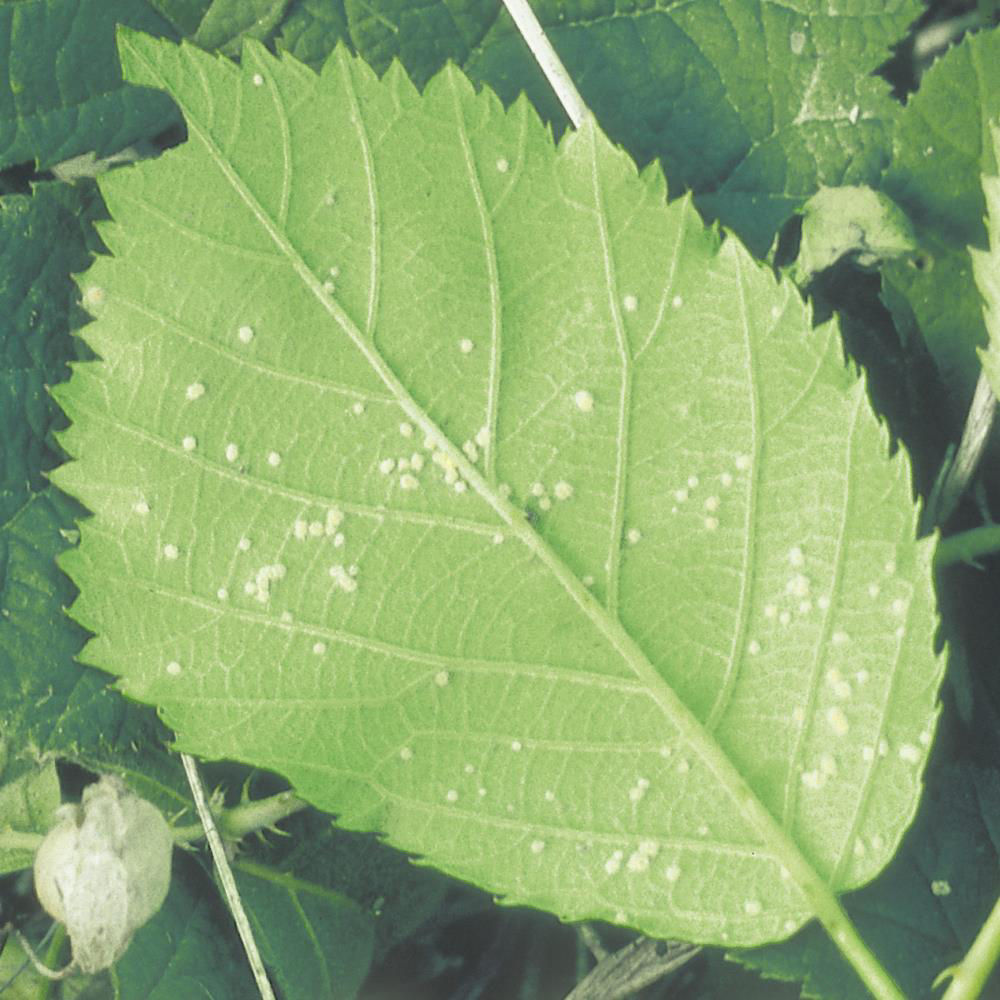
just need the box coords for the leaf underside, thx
[53,34,941,948]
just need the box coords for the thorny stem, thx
[181,753,276,1000]
[171,788,307,844]
[939,890,1000,1000]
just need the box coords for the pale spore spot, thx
[747,640,761,656]
[252,563,286,604]
[703,516,719,531]
[530,840,546,855]
[510,740,523,752]
[163,543,179,560]
[604,850,624,876]
[237,325,254,344]
[238,536,252,552]
[133,500,150,515]
[399,472,420,491]
[744,899,762,917]
[626,528,642,545]
[720,472,733,488]
[225,443,239,463]
[665,863,681,883]
[399,747,413,761]
[434,671,449,687]
[252,72,264,86]
[399,421,414,438]
[704,495,719,512]
[898,743,920,764]
[790,30,806,53]
[786,574,810,597]
[267,451,282,467]
[734,454,752,471]
[573,389,594,413]
[623,293,638,312]
[217,587,229,601]
[329,564,358,593]
[671,294,683,308]
[628,777,650,804]
[553,481,574,501]
[788,546,805,568]
[186,382,205,401]
[544,790,556,802]
[458,338,474,354]
[496,157,509,173]
[182,435,196,452]
[891,597,907,616]
[83,285,105,309]
[931,880,951,897]
[165,660,182,676]
[351,402,365,416]
[492,532,504,545]
[826,706,849,736]
[313,641,327,655]
[832,630,850,646]
[445,789,458,803]
[378,458,395,475]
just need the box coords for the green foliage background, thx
[3,1,1000,998]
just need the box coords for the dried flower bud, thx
[33,776,173,973]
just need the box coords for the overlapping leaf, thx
[0,0,179,171]
[233,860,374,999]
[882,28,1000,413]
[54,34,941,948]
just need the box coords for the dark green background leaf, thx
[0,0,180,170]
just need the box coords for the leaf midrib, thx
[121,34,857,929]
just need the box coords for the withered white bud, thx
[33,776,173,973]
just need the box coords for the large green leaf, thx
[53,34,942,951]
[882,27,1000,414]
[0,0,179,171]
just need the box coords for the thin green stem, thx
[934,524,1000,568]
[939,891,1000,1000]
[808,897,905,1000]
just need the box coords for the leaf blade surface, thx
[53,34,942,948]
